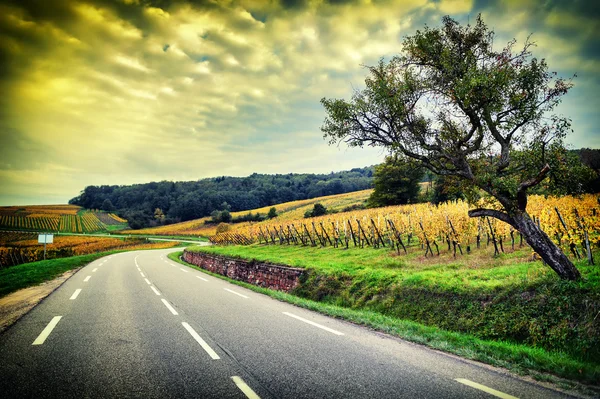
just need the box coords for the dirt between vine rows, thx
[0,269,79,333]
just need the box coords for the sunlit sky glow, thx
[0,0,598,205]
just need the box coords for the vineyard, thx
[123,190,372,237]
[94,212,128,225]
[0,205,128,233]
[0,231,178,268]
[212,194,599,264]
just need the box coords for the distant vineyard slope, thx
[0,205,127,233]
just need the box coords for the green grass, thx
[187,244,587,293]
[105,224,128,232]
[182,245,600,386]
[0,251,120,297]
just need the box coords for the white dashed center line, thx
[283,312,344,336]
[151,286,161,296]
[231,376,261,399]
[180,268,189,273]
[92,268,98,272]
[84,276,91,282]
[455,379,518,399]
[181,322,220,360]
[140,272,146,278]
[161,299,179,315]
[224,288,248,299]
[69,289,82,300]
[196,276,208,282]
[32,316,62,345]
[144,278,151,285]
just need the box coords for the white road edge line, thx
[32,316,62,345]
[92,268,98,272]
[180,268,189,273]
[69,289,82,300]
[181,322,220,360]
[196,276,209,282]
[231,376,261,399]
[161,299,179,315]
[144,278,151,285]
[224,288,248,299]
[84,276,91,282]
[454,379,518,399]
[151,286,161,296]
[140,272,146,278]
[134,255,140,268]
[282,312,344,336]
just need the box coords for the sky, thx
[0,0,598,205]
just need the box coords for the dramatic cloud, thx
[0,0,598,205]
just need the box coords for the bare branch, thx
[468,208,514,226]
[516,163,550,211]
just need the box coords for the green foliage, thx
[368,154,424,207]
[431,174,465,204]
[231,212,265,223]
[101,198,115,212]
[210,209,232,224]
[523,146,598,196]
[267,207,277,219]
[305,203,327,218]
[320,14,575,206]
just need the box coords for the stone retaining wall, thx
[182,250,305,293]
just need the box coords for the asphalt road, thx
[0,249,577,398]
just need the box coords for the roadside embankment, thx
[184,244,600,385]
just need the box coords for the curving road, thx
[0,249,575,398]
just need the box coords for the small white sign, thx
[38,234,54,244]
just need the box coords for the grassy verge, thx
[179,246,600,387]
[0,251,120,297]
[104,224,128,232]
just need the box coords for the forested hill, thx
[69,167,374,229]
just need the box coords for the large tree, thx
[321,15,580,280]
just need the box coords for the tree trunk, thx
[511,212,581,280]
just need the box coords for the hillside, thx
[69,167,374,229]
[0,205,127,234]
[124,189,372,237]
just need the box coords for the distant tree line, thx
[69,168,374,229]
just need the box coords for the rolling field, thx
[124,189,372,237]
[0,205,127,234]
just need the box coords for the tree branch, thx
[468,208,514,226]
[516,163,550,211]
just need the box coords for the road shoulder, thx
[0,269,79,333]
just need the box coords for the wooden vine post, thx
[486,217,500,256]
[418,221,434,257]
[347,220,357,247]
